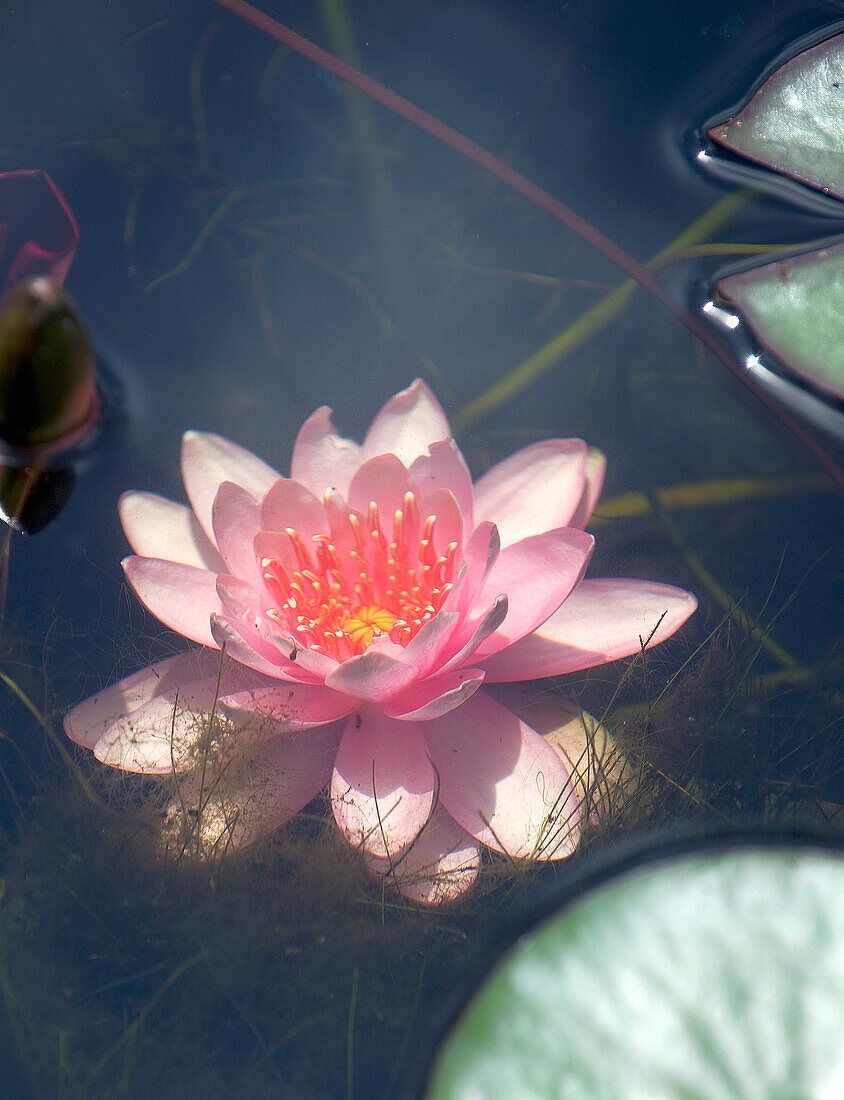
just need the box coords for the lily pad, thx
[708,32,844,200]
[428,843,844,1099]
[718,242,844,402]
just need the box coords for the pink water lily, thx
[64,381,697,905]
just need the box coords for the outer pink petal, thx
[290,405,362,499]
[471,528,594,660]
[64,651,221,751]
[219,684,356,732]
[119,492,224,571]
[424,690,581,859]
[382,668,485,721]
[568,447,606,530]
[408,439,474,532]
[366,805,481,906]
[212,482,263,586]
[181,430,279,544]
[165,723,342,852]
[362,379,450,466]
[473,440,588,548]
[330,709,436,858]
[480,578,698,682]
[123,556,220,647]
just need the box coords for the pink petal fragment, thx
[330,709,436,858]
[119,492,224,571]
[383,668,485,721]
[123,556,221,647]
[473,440,588,548]
[181,430,279,544]
[212,482,263,586]
[220,683,356,732]
[424,690,581,859]
[481,578,698,681]
[290,405,362,498]
[362,379,451,466]
[366,806,480,906]
[0,169,79,293]
[471,528,594,660]
[408,439,474,532]
[165,723,342,853]
[568,447,606,530]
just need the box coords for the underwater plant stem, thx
[209,0,844,491]
[649,500,799,670]
[346,963,359,1100]
[0,670,99,807]
[592,471,831,524]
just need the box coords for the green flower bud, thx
[0,276,97,449]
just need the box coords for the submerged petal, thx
[123,556,221,647]
[181,430,279,544]
[424,690,581,859]
[164,723,342,854]
[481,578,698,681]
[119,492,224,571]
[366,805,481,906]
[362,379,450,466]
[473,440,588,548]
[330,709,436,858]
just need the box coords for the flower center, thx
[261,490,458,659]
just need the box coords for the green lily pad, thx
[718,242,844,402]
[428,844,844,1099]
[708,32,844,200]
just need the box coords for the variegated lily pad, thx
[708,32,844,200]
[718,241,844,402]
[428,844,844,1100]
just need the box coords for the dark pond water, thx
[0,0,842,1095]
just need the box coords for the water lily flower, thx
[64,381,697,905]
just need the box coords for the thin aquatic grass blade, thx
[709,32,844,201]
[718,241,844,402]
[428,844,844,1099]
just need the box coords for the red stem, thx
[211,0,843,491]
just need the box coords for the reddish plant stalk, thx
[211,0,843,491]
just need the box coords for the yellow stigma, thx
[342,605,399,650]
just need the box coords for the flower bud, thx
[0,276,97,449]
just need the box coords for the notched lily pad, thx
[708,31,844,200]
[718,241,844,402]
[428,844,844,1100]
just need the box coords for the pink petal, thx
[260,478,328,539]
[165,723,341,853]
[220,683,356,731]
[473,440,588,548]
[212,482,263,586]
[181,430,279,544]
[444,522,500,620]
[210,614,303,679]
[383,668,485,720]
[64,651,221,751]
[330,709,436,858]
[88,652,276,773]
[568,447,606,530]
[123,556,221,647]
[347,453,412,519]
[119,492,224,571]
[481,578,698,681]
[362,379,451,466]
[366,806,480,906]
[441,596,508,671]
[324,650,421,702]
[290,405,362,498]
[424,690,581,859]
[471,528,594,660]
[408,439,474,532]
